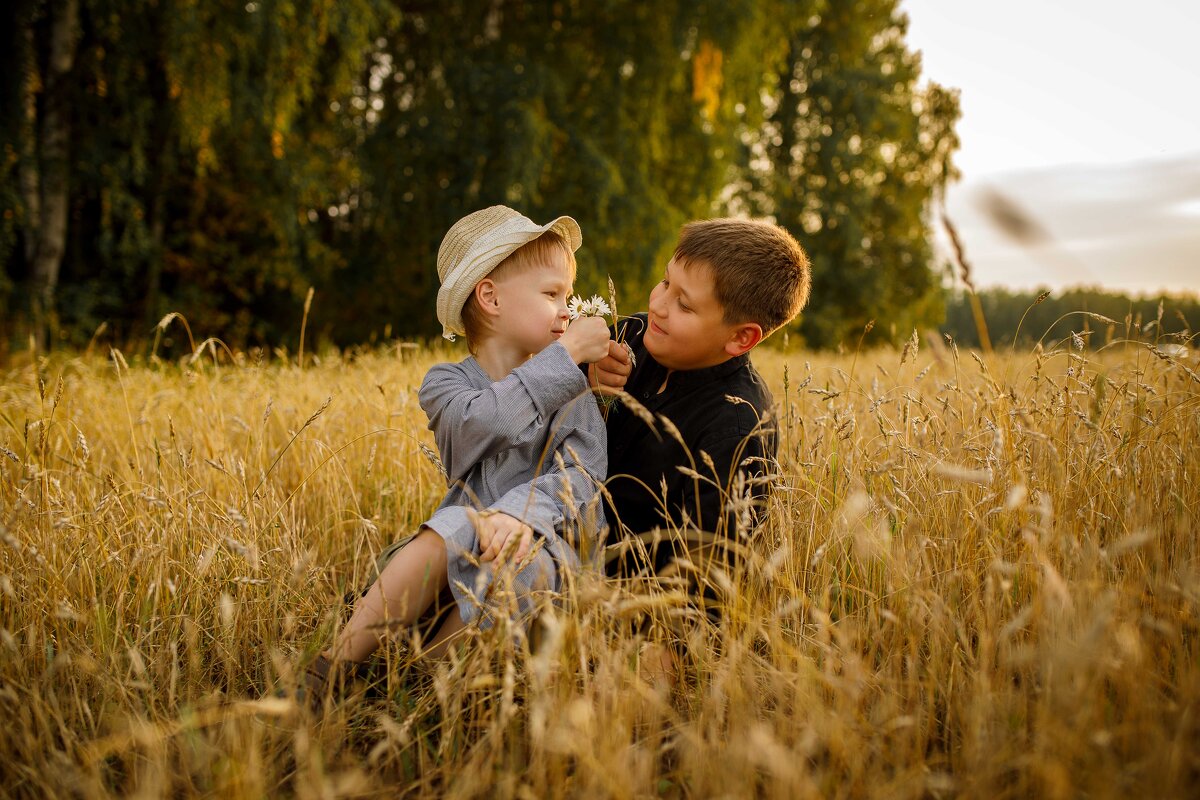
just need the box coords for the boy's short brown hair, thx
[673,218,811,335]
[461,230,576,351]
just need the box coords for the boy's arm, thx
[420,343,590,482]
[485,397,607,547]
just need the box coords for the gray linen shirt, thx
[418,341,607,622]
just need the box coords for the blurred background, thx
[908,0,1200,295]
[1,0,1196,357]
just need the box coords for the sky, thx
[900,0,1200,295]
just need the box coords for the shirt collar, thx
[641,350,751,391]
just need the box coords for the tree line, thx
[2,0,960,356]
[941,287,1199,352]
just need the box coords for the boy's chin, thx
[642,332,669,361]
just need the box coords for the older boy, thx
[592,218,810,604]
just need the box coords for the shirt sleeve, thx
[486,394,608,547]
[420,343,590,482]
[423,505,475,550]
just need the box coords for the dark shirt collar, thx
[662,351,750,389]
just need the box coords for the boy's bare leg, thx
[639,641,678,695]
[327,528,449,665]
[422,611,470,659]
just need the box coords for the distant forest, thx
[941,287,1198,351]
[8,2,1193,360]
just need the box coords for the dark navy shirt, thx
[602,313,777,574]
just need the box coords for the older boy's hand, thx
[477,512,534,565]
[560,316,611,364]
[589,340,632,393]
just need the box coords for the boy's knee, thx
[404,528,448,570]
[376,528,449,583]
[413,527,447,552]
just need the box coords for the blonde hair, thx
[461,231,577,352]
[674,218,811,336]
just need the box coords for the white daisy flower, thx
[568,294,612,319]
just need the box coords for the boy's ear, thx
[474,278,501,317]
[724,322,764,357]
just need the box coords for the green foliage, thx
[942,287,1200,350]
[2,0,959,352]
[327,0,796,341]
[4,0,390,347]
[743,0,960,348]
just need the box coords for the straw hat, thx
[436,205,582,340]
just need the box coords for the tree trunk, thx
[19,23,40,265]
[144,187,166,328]
[142,10,172,331]
[29,0,79,350]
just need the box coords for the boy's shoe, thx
[294,654,379,712]
[297,653,334,713]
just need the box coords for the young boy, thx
[305,206,611,701]
[591,218,810,609]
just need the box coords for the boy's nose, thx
[648,291,667,318]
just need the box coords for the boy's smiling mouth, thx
[649,318,668,336]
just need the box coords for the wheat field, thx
[1,333,1197,798]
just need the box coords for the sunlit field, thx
[2,333,1197,798]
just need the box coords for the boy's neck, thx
[473,337,531,382]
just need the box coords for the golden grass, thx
[1,338,1198,798]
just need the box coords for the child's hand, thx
[476,512,534,565]
[588,340,632,393]
[560,316,611,364]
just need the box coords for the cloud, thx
[1171,199,1200,218]
[939,153,1200,295]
